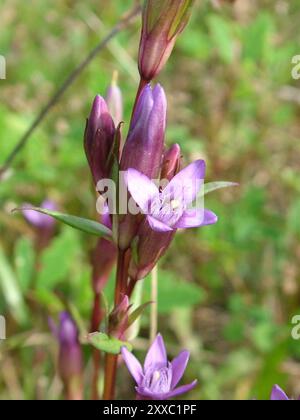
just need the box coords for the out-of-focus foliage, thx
[1,0,300,400]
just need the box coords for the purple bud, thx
[23,199,57,229]
[121,334,197,400]
[120,84,166,179]
[118,84,167,250]
[139,0,195,81]
[160,144,182,181]
[129,220,175,281]
[106,72,123,125]
[84,95,116,185]
[49,312,83,399]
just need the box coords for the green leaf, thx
[203,181,238,196]
[31,289,64,312]
[128,301,153,327]
[36,228,80,289]
[88,332,132,355]
[14,207,112,239]
[208,16,235,64]
[0,245,28,323]
[144,270,206,314]
[14,238,35,293]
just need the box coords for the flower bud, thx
[84,95,115,185]
[160,143,181,181]
[49,312,83,400]
[23,199,57,230]
[129,219,175,280]
[118,84,167,250]
[139,0,195,81]
[120,84,166,178]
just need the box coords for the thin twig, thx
[150,265,158,343]
[0,5,141,180]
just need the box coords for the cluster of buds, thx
[83,0,217,287]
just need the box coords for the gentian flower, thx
[139,0,195,81]
[127,160,218,233]
[121,334,197,400]
[118,84,167,250]
[23,199,57,229]
[84,95,115,185]
[49,312,83,400]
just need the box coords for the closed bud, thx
[84,95,115,185]
[139,0,195,81]
[121,84,166,178]
[118,84,167,250]
[49,312,83,400]
[129,220,175,281]
[160,143,182,181]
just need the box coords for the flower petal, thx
[162,160,205,206]
[166,380,198,399]
[121,347,143,385]
[144,334,168,372]
[174,209,218,229]
[136,386,169,401]
[270,385,289,401]
[147,215,174,232]
[171,350,190,389]
[127,169,159,214]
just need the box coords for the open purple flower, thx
[121,334,197,400]
[127,160,217,233]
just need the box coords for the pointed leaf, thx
[14,207,112,239]
[203,181,238,197]
[88,332,132,355]
[128,301,153,327]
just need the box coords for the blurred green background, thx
[1,0,300,400]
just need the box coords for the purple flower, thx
[23,199,57,229]
[118,84,167,250]
[270,385,300,401]
[128,220,175,281]
[84,95,115,185]
[121,334,197,400]
[127,160,218,233]
[139,0,195,81]
[49,312,83,398]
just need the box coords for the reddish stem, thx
[103,248,128,399]
[91,292,103,400]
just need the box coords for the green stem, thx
[150,265,158,342]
